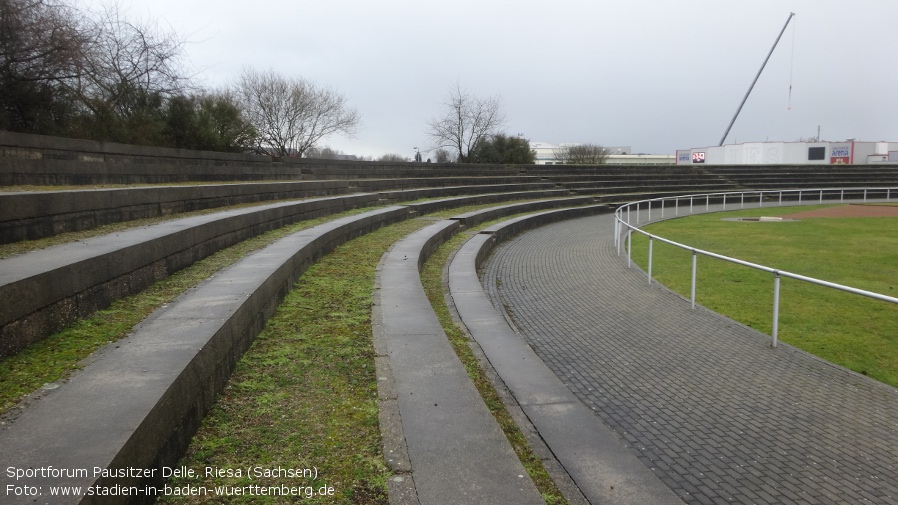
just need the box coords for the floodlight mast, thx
[719,12,795,147]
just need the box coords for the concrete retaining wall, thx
[0,181,354,243]
[0,178,558,244]
[0,131,716,187]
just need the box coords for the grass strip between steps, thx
[0,207,381,416]
[159,218,431,504]
[0,202,529,415]
[4,204,579,504]
[160,211,571,504]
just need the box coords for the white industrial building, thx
[676,141,898,165]
[530,142,675,165]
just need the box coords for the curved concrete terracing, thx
[0,194,608,504]
[4,133,898,504]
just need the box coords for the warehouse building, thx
[677,141,898,165]
[530,142,675,165]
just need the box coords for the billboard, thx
[830,144,852,164]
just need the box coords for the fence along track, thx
[614,187,898,346]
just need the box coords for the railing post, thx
[636,202,640,225]
[615,219,624,256]
[741,192,744,209]
[675,197,679,216]
[616,221,621,256]
[648,238,653,285]
[723,193,726,210]
[772,272,781,348]
[864,189,868,201]
[819,189,823,204]
[691,251,697,309]
[779,191,783,206]
[690,196,693,214]
[798,190,802,204]
[614,217,619,251]
[648,200,652,222]
[661,198,665,219]
[759,191,763,208]
[627,229,632,268]
[841,189,844,202]
[706,194,710,212]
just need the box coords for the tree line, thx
[0,0,358,155]
[2,1,607,164]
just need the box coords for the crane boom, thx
[719,12,795,146]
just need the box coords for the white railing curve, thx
[613,187,898,347]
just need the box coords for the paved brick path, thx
[481,213,898,505]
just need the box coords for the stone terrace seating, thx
[5,132,898,503]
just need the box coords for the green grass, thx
[630,205,898,387]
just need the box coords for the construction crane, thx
[719,12,796,146]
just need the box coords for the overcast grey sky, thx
[78,0,897,158]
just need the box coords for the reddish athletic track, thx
[781,204,898,219]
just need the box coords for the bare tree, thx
[236,67,360,158]
[554,143,609,164]
[426,82,505,162]
[0,0,90,131]
[78,2,189,118]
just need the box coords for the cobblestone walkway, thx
[481,213,898,505]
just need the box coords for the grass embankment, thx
[630,205,898,387]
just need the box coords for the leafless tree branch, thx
[426,81,505,161]
[236,67,360,158]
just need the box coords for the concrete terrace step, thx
[447,207,684,505]
[0,178,558,244]
[0,206,413,504]
[568,184,740,195]
[0,196,606,504]
[0,193,606,344]
[373,220,544,505]
[0,193,380,356]
[0,189,590,357]
[557,177,728,187]
[732,177,898,186]
[374,200,617,504]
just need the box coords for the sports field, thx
[630,204,898,388]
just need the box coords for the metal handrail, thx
[613,187,898,347]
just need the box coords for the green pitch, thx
[629,205,898,388]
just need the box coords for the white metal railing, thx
[613,187,898,347]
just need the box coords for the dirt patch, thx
[781,204,898,219]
